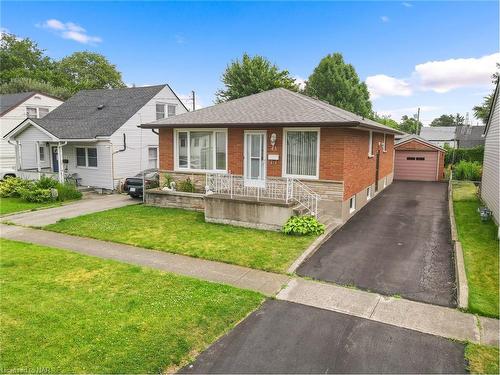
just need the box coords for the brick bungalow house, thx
[142,88,402,228]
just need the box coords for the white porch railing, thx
[16,169,58,181]
[206,173,320,217]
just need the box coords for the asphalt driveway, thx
[297,181,456,307]
[180,300,466,374]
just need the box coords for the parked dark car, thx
[123,169,159,198]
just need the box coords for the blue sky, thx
[2,1,499,125]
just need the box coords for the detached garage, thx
[394,135,445,181]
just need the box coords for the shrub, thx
[453,160,482,181]
[445,145,484,166]
[0,178,34,198]
[177,178,196,193]
[283,215,325,236]
[162,173,174,189]
[56,183,82,201]
[18,188,53,203]
[36,176,59,189]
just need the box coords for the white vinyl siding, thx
[481,93,500,224]
[174,129,227,172]
[283,129,319,179]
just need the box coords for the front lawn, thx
[0,239,263,373]
[453,181,499,318]
[465,343,499,374]
[0,197,61,215]
[46,205,314,273]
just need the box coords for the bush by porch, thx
[46,205,316,273]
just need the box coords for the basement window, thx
[349,196,356,213]
[366,186,372,200]
[368,131,373,157]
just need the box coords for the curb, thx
[287,222,340,274]
[448,179,469,310]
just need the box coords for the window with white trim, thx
[368,131,373,157]
[26,107,37,118]
[76,147,98,168]
[382,134,387,152]
[349,196,356,213]
[156,104,165,120]
[39,146,45,161]
[167,105,176,117]
[175,130,227,171]
[39,107,49,118]
[284,130,319,178]
[148,147,158,169]
[367,186,372,200]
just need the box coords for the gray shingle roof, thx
[31,85,167,139]
[419,126,456,141]
[455,125,486,148]
[0,92,36,115]
[142,88,402,134]
[395,134,445,151]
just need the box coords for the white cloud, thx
[402,2,413,7]
[415,53,499,93]
[366,74,412,99]
[294,76,307,90]
[38,19,102,45]
[380,16,389,23]
[366,52,499,99]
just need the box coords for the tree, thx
[373,114,400,129]
[57,52,125,92]
[473,94,494,125]
[0,77,72,100]
[430,114,455,127]
[430,113,464,127]
[399,115,422,134]
[304,53,373,118]
[473,63,499,124]
[0,33,56,84]
[215,53,298,102]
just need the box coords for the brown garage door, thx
[394,150,438,181]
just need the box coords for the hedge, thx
[445,145,484,166]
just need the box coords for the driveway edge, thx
[448,179,469,310]
[287,222,340,274]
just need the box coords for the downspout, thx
[111,133,127,191]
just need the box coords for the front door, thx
[244,132,266,187]
[51,146,59,172]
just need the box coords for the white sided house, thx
[4,85,188,190]
[1,92,64,169]
[481,82,499,229]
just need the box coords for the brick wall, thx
[158,127,396,199]
[342,129,395,200]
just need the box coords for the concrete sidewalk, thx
[277,278,499,346]
[0,224,289,296]
[0,224,498,346]
[1,194,137,227]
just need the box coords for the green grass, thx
[0,197,61,215]
[46,205,314,273]
[465,344,499,374]
[0,239,263,373]
[452,180,479,201]
[453,182,499,318]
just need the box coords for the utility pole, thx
[191,90,196,112]
[414,107,421,135]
